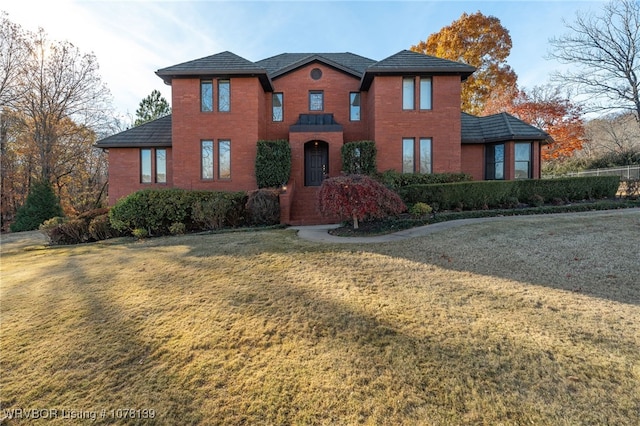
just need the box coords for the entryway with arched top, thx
[304,140,329,186]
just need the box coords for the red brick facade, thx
[98,50,548,224]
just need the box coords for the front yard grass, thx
[1,210,639,425]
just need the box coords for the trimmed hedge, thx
[341,141,377,175]
[255,140,291,188]
[399,176,621,211]
[377,170,472,190]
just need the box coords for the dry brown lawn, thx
[1,210,639,425]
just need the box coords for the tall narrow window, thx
[201,80,213,112]
[309,91,323,111]
[403,77,414,110]
[140,149,152,183]
[350,92,361,121]
[402,138,414,173]
[201,140,214,180]
[218,79,230,112]
[485,144,505,180]
[420,77,432,110]
[156,149,167,183]
[218,140,231,180]
[419,138,432,173]
[515,142,532,179]
[272,93,283,121]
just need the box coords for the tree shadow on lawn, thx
[362,210,640,307]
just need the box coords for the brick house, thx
[97,50,550,225]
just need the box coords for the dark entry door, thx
[305,141,328,186]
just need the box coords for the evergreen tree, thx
[134,90,171,126]
[10,180,64,232]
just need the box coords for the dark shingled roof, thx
[95,115,172,148]
[156,51,272,90]
[361,50,476,89]
[256,53,377,79]
[156,50,475,91]
[461,112,551,144]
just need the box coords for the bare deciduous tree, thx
[549,0,640,122]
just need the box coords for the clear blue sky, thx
[3,0,607,116]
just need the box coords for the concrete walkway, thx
[290,207,640,244]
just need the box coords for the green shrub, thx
[109,188,193,235]
[246,188,280,226]
[341,141,377,175]
[378,170,472,190]
[255,140,291,188]
[409,202,433,218]
[40,208,116,245]
[399,176,620,211]
[88,214,119,241]
[109,189,249,236]
[169,222,186,235]
[132,228,148,239]
[11,180,64,232]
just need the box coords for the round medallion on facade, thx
[310,68,323,80]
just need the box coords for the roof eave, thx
[155,69,274,91]
[360,69,474,90]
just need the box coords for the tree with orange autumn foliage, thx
[485,85,585,161]
[412,11,518,116]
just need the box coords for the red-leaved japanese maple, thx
[316,175,406,229]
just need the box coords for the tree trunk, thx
[352,215,359,229]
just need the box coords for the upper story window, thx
[201,80,213,112]
[420,78,432,110]
[402,78,414,110]
[309,91,324,111]
[218,79,230,112]
[272,93,283,122]
[350,92,361,121]
[403,76,433,110]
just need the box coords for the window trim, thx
[419,138,432,174]
[218,139,231,180]
[272,92,283,122]
[200,80,213,112]
[140,148,152,183]
[155,148,167,184]
[402,77,415,110]
[402,138,415,174]
[419,77,432,110]
[514,142,532,179]
[218,79,230,112]
[350,92,361,121]
[485,143,505,180]
[309,90,324,111]
[201,140,214,181]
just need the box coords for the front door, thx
[304,141,328,186]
